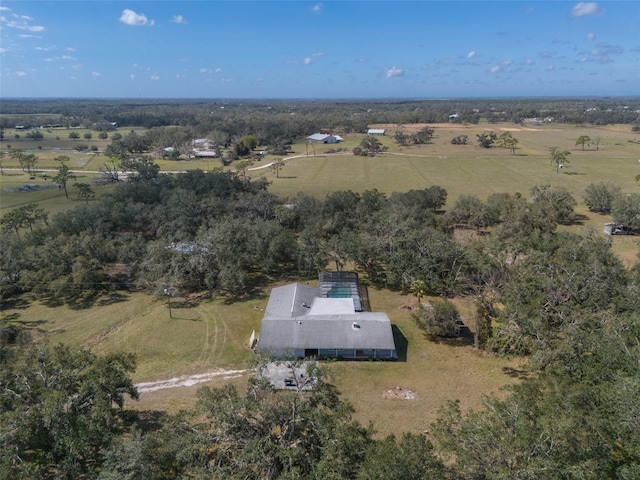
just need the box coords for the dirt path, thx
[135,368,249,394]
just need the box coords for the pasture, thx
[256,123,640,200]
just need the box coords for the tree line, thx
[2,98,639,139]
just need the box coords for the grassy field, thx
[3,285,522,436]
[254,123,640,200]
[2,121,639,435]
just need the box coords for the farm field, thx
[256,123,640,200]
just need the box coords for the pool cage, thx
[318,271,370,312]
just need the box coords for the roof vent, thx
[352,322,361,330]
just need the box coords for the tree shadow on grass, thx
[221,287,269,305]
[0,296,31,310]
[502,366,530,379]
[391,325,408,362]
[423,324,474,348]
[130,410,166,433]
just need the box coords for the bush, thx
[451,134,469,145]
[412,298,462,337]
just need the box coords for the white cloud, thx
[16,71,27,76]
[130,74,136,81]
[570,2,601,17]
[303,57,312,65]
[589,42,624,63]
[539,50,557,58]
[312,3,322,14]
[0,47,7,54]
[385,66,404,78]
[92,71,101,77]
[119,9,154,26]
[467,50,476,59]
[585,32,595,41]
[150,74,160,81]
[62,55,75,60]
[215,68,223,73]
[172,14,186,24]
[488,59,513,74]
[66,47,76,52]
[312,51,325,57]
[0,6,11,11]
[199,68,209,73]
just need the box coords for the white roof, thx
[306,133,334,141]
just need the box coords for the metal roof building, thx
[255,274,397,360]
[306,133,339,144]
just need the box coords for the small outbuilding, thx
[604,222,632,235]
[367,129,386,136]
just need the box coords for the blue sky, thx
[1,1,638,98]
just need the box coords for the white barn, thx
[367,129,385,136]
[306,133,339,144]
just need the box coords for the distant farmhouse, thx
[191,138,217,158]
[306,133,341,144]
[367,128,385,136]
[254,272,397,360]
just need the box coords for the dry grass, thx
[327,287,524,437]
[4,286,524,436]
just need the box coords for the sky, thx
[1,1,639,99]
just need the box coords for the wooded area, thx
[1,98,640,478]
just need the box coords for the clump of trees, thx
[394,126,435,146]
[476,131,497,148]
[584,181,620,213]
[353,135,387,156]
[451,134,468,145]
[412,298,461,337]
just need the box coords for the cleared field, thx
[3,286,522,436]
[255,123,640,200]
[6,291,265,381]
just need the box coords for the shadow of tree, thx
[424,324,474,347]
[502,366,530,379]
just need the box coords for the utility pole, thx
[164,287,173,318]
